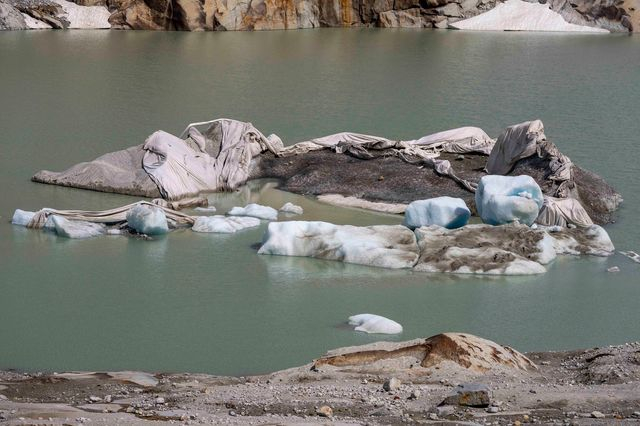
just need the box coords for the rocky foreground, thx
[2,333,640,425]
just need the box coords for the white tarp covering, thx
[536,196,593,227]
[487,120,546,175]
[450,0,608,33]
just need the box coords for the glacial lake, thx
[0,29,639,376]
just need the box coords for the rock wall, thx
[4,0,636,31]
[106,0,636,31]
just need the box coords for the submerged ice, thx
[228,204,278,221]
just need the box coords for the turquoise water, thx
[0,29,639,375]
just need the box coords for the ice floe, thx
[192,215,260,233]
[258,221,419,269]
[348,314,403,334]
[51,215,105,239]
[228,203,278,221]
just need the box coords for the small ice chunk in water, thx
[126,204,169,235]
[279,202,303,215]
[194,206,217,213]
[192,215,260,233]
[348,314,403,334]
[228,203,278,221]
[51,215,105,239]
[403,197,470,229]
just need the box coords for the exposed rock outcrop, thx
[106,0,637,31]
[313,332,537,373]
[0,1,27,29]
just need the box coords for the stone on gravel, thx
[440,383,491,408]
[591,411,605,418]
[383,377,401,392]
[316,405,333,417]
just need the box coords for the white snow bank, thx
[348,314,403,334]
[475,175,543,226]
[403,197,470,230]
[51,0,110,29]
[228,203,278,221]
[450,0,608,33]
[258,221,419,269]
[51,215,105,239]
[192,215,260,233]
[126,204,169,235]
[21,13,52,29]
[279,202,303,215]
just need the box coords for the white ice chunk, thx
[194,206,217,213]
[51,215,105,239]
[450,0,608,33]
[475,175,543,226]
[279,202,303,215]
[11,209,55,229]
[228,203,278,221]
[348,314,403,334]
[192,215,260,233]
[126,204,169,235]
[403,197,470,230]
[51,0,111,29]
[258,221,419,269]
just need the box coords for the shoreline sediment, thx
[2,335,639,425]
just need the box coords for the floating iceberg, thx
[228,203,278,221]
[450,0,608,33]
[51,216,106,239]
[475,175,543,226]
[126,204,169,235]
[192,215,260,233]
[258,221,419,269]
[403,197,470,230]
[279,202,303,215]
[348,314,403,334]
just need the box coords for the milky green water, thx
[0,29,639,376]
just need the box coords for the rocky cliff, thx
[1,0,637,31]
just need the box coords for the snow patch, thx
[51,0,110,29]
[21,13,52,29]
[450,0,608,33]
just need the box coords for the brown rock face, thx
[313,333,537,373]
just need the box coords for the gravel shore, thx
[2,335,640,425]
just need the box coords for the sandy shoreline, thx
[2,335,640,425]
